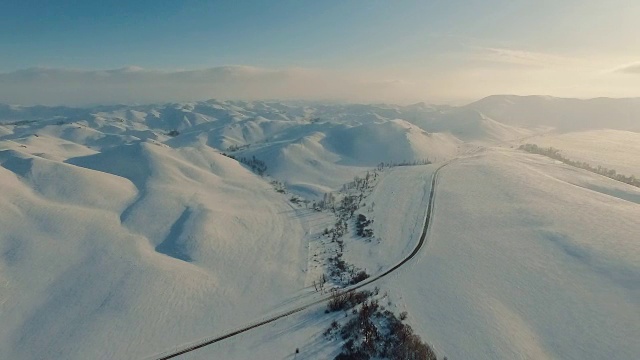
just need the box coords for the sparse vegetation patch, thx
[325,289,439,360]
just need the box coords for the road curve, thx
[152,161,452,360]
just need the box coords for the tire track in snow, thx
[151,161,453,360]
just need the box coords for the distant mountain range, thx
[2,95,639,132]
[465,95,640,131]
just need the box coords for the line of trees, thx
[226,143,251,152]
[220,153,268,176]
[377,159,432,171]
[342,171,378,192]
[520,144,640,188]
[238,156,267,176]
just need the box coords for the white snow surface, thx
[0,99,638,360]
[392,149,640,359]
[0,144,309,360]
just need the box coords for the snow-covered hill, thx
[0,98,638,360]
[0,100,497,197]
[401,149,640,359]
[0,142,310,359]
[466,95,640,132]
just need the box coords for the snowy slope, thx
[391,149,640,359]
[322,120,459,165]
[0,142,310,360]
[525,129,640,177]
[414,108,534,143]
[342,164,437,276]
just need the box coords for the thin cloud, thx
[472,47,579,69]
[613,62,640,74]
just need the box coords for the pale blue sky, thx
[1,0,639,104]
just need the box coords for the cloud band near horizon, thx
[1,57,639,106]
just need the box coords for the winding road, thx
[152,161,451,360]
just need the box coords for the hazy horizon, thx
[4,81,640,108]
[2,1,640,105]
